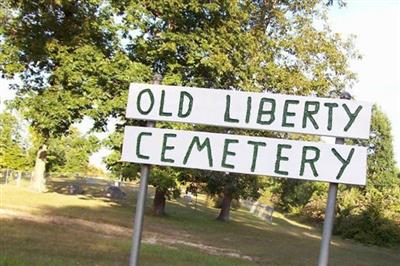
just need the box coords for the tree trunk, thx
[32,145,47,192]
[217,186,233,221]
[153,187,166,215]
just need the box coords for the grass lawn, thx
[1,178,399,265]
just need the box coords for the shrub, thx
[335,188,400,246]
[301,193,327,222]
[273,179,327,212]
[335,203,400,246]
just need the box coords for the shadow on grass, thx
[45,176,137,208]
[0,217,253,266]
[4,180,400,266]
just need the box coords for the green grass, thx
[1,179,399,265]
[0,244,250,266]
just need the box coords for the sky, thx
[0,0,399,169]
[327,0,400,165]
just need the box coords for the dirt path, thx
[0,208,253,261]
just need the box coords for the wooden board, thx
[121,126,367,185]
[126,83,372,139]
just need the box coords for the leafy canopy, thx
[1,1,359,202]
[0,111,30,170]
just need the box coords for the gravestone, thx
[105,186,126,199]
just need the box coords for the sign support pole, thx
[318,91,350,266]
[317,137,342,266]
[129,76,161,266]
[129,122,155,266]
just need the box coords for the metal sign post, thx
[318,92,351,266]
[129,76,161,266]
[121,84,370,265]
[317,137,343,266]
[129,121,155,266]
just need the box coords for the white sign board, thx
[122,126,367,185]
[126,83,372,139]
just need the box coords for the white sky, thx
[327,0,400,166]
[0,0,399,169]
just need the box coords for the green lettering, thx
[178,91,193,118]
[161,133,177,163]
[302,101,320,129]
[245,96,252,123]
[300,146,320,177]
[257,98,276,125]
[324,102,339,131]
[224,95,239,123]
[343,104,363,131]
[221,138,239,169]
[247,141,267,172]
[136,132,152,159]
[137,88,154,115]
[183,136,213,167]
[331,148,355,180]
[282,100,300,128]
[275,144,291,175]
[159,90,172,117]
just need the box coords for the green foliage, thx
[274,106,400,246]
[102,130,140,180]
[272,179,327,212]
[85,164,108,177]
[335,188,400,246]
[364,105,398,189]
[335,107,400,246]
[2,1,359,211]
[0,111,31,170]
[301,192,327,222]
[150,167,181,200]
[115,0,358,205]
[204,172,264,202]
[119,0,357,94]
[0,0,151,139]
[45,127,100,174]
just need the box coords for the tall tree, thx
[1,1,358,217]
[334,106,400,246]
[113,0,358,219]
[0,111,30,170]
[103,129,182,215]
[0,0,150,190]
[364,105,398,189]
[45,127,100,174]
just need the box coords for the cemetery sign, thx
[123,83,372,266]
[123,83,371,185]
[126,83,372,139]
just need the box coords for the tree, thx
[103,130,141,182]
[364,105,398,189]
[45,127,100,174]
[115,0,357,219]
[0,111,30,170]
[334,107,400,246]
[0,1,151,191]
[207,173,264,221]
[1,1,358,216]
[273,105,400,246]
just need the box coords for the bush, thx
[273,179,327,212]
[335,204,400,246]
[297,186,400,246]
[301,193,327,222]
[335,188,400,246]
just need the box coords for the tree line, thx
[1,0,399,246]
